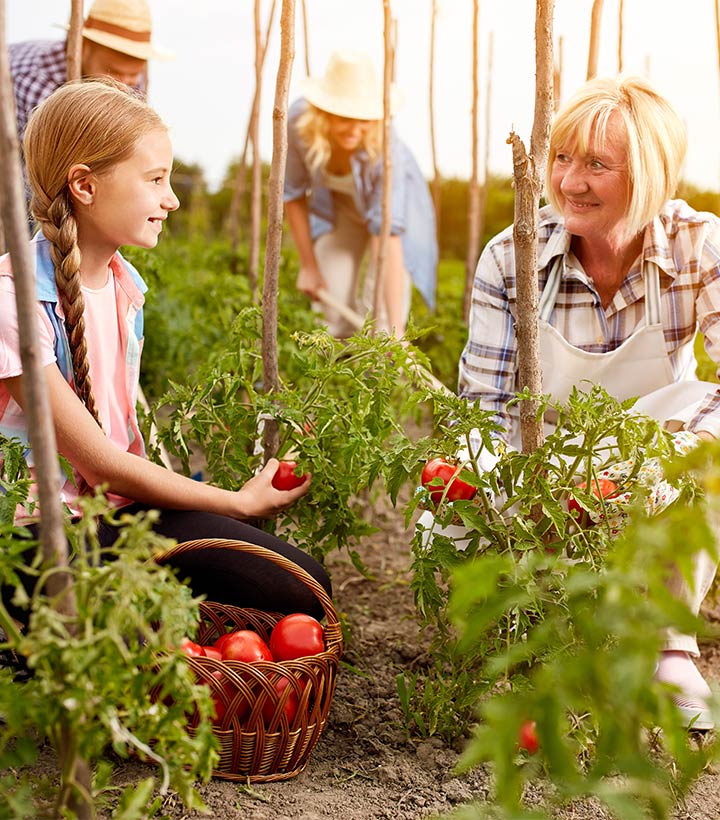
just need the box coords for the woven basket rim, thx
[154,538,339,627]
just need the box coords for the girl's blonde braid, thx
[35,189,103,429]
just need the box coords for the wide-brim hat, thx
[59,0,174,62]
[299,51,403,121]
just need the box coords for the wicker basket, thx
[154,538,343,782]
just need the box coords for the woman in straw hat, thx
[284,51,438,338]
[9,0,173,140]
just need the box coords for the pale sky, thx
[6,1,720,193]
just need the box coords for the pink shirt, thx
[0,265,136,517]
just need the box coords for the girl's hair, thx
[23,78,166,425]
[296,103,381,174]
[546,75,687,239]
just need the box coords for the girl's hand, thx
[297,265,326,300]
[234,458,311,520]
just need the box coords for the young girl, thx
[284,51,438,338]
[0,78,331,623]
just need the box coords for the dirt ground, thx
[13,490,720,819]
[83,492,720,820]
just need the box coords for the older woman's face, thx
[550,112,631,246]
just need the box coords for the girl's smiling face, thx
[73,128,180,256]
[326,113,374,153]
[550,112,632,247]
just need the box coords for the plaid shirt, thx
[459,200,720,442]
[9,40,68,138]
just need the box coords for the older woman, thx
[458,75,720,730]
[284,51,438,338]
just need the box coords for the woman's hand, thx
[297,264,326,301]
[234,458,311,520]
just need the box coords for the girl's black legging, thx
[6,506,332,625]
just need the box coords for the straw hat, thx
[61,0,174,61]
[299,51,403,121]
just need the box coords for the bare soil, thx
[17,492,720,819]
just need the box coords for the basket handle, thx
[154,538,339,627]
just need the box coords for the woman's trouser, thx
[313,192,411,338]
[4,506,332,626]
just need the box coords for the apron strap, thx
[538,255,662,326]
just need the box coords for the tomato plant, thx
[272,460,309,491]
[567,478,618,527]
[269,613,324,661]
[421,457,476,505]
[517,720,539,754]
[220,630,272,663]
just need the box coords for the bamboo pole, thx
[373,2,394,332]
[0,6,93,816]
[509,0,554,456]
[463,0,480,324]
[227,0,277,255]
[428,0,440,230]
[617,0,624,73]
[261,0,295,460]
[586,0,603,80]
[65,0,83,81]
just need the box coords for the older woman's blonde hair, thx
[545,75,687,238]
[296,104,381,174]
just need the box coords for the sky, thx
[6,0,720,194]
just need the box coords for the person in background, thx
[458,75,720,730]
[9,0,173,141]
[284,50,438,338]
[0,79,331,633]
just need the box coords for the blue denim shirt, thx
[284,98,438,309]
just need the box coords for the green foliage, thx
[399,386,720,818]
[150,310,435,567]
[0,438,218,819]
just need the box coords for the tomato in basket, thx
[269,613,324,661]
[220,630,273,663]
[261,675,304,726]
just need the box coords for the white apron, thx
[533,255,707,445]
[419,256,718,551]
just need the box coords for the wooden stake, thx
[463,0,480,324]
[373,2,394,332]
[249,0,264,299]
[65,0,83,81]
[586,0,603,80]
[227,0,277,255]
[0,5,92,815]
[429,0,440,229]
[262,0,296,460]
[510,0,554,456]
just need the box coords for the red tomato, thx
[261,675,303,726]
[518,720,539,754]
[567,478,618,526]
[213,631,235,653]
[269,613,325,661]
[180,638,206,658]
[421,457,477,505]
[220,630,273,663]
[272,460,309,491]
[202,645,223,661]
[202,668,249,724]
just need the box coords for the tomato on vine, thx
[421,457,477,505]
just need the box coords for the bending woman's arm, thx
[3,366,309,520]
[285,197,326,300]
